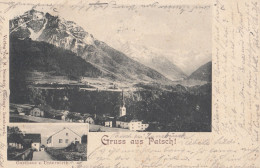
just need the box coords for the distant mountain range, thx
[113,41,187,81]
[188,61,212,82]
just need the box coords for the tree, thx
[7,126,22,135]
[81,135,87,143]
[7,126,24,145]
[66,112,82,121]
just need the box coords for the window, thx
[66,133,68,136]
[59,139,63,143]
[65,139,69,143]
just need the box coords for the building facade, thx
[105,121,113,127]
[116,121,129,129]
[30,108,44,117]
[85,117,95,124]
[129,120,149,131]
[47,127,81,148]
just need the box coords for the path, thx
[32,151,54,161]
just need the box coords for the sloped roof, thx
[47,127,81,141]
[83,114,93,120]
[24,134,41,143]
[8,134,24,144]
[117,115,133,122]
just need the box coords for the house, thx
[105,121,113,127]
[116,116,149,131]
[116,121,129,129]
[16,108,25,115]
[116,115,132,129]
[8,134,24,149]
[129,120,149,131]
[47,127,81,148]
[85,117,95,124]
[30,108,44,117]
[53,110,69,120]
[60,110,69,121]
[83,114,95,124]
[24,134,41,151]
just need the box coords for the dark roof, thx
[117,115,133,122]
[24,134,41,143]
[8,134,24,144]
[23,139,33,144]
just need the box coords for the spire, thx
[122,90,125,106]
[119,90,126,117]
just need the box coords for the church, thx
[115,90,149,131]
[119,90,126,117]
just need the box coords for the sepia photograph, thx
[9,6,212,132]
[7,123,88,161]
[0,0,259,167]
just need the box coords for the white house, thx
[116,121,129,129]
[8,134,24,149]
[16,107,25,115]
[116,116,149,131]
[105,121,113,127]
[8,142,23,149]
[85,117,95,124]
[129,120,149,131]
[59,110,69,121]
[30,108,44,117]
[47,127,81,148]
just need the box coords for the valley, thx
[9,9,212,132]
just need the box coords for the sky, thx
[9,1,212,75]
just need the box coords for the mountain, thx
[114,41,187,81]
[188,61,212,82]
[10,37,103,80]
[10,9,171,83]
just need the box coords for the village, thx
[10,91,149,132]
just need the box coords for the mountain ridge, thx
[10,10,167,83]
[10,9,186,83]
[113,41,187,81]
[188,61,212,82]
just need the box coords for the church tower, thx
[119,90,126,117]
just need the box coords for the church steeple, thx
[121,90,125,106]
[119,90,126,117]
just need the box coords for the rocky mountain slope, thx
[10,9,172,83]
[188,61,212,82]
